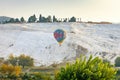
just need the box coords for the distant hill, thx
[87,21,112,24]
[0,16,11,23]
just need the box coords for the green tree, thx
[39,15,53,22]
[39,14,42,22]
[69,16,76,22]
[9,18,15,23]
[53,15,58,22]
[32,14,37,22]
[55,55,117,80]
[15,18,20,23]
[8,54,18,66]
[8,54,34,68]
[46,15,52,22]
[20,17,25,23]
[115,57,120,67]
[28,14,37,23]
[43,17,47,22]
[18,54,34,68]
[28,16,32,23]
[38,14,47,22]
[63,18,67,22]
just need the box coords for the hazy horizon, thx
[0,0,120,23]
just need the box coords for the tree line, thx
[3,14,81,24]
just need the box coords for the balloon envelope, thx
[54,29,66,45]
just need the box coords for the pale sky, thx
[0,0,120,23]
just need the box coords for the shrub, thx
[8,54,34,68]
[103,59,110,64]
[115,57,120,67]
[0,64,21,79]
[20,72,52,80]
[55,55,117,80]
[116,69,120,80]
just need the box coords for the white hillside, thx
[0,23,120,66]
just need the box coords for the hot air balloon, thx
[54,29,66,46]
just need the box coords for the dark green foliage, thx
[53,16,58,22]
[69,16,76,22]
[103,59,111,64]
[9,18,15,23]
[0,73,18,80]
[3,14,81,23]
[55,55,117,80]
[38,14,47,22]
[39,14,42,22]
[18,54,34,68]
[117,69,120,75]
[0,71,52,80]
[20,17,25,23]
[9,57,18,66]
[116,69,120,80]
[115,57,120,67]
[42,17,47,22]
[39,14,52,22]
[20,72,52,80]
[7,18,21,23]
[7,54,34,68]
[28,14,37,23]
[46,15,52,22]
[63,18,67,22]
[15,18,20,23]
